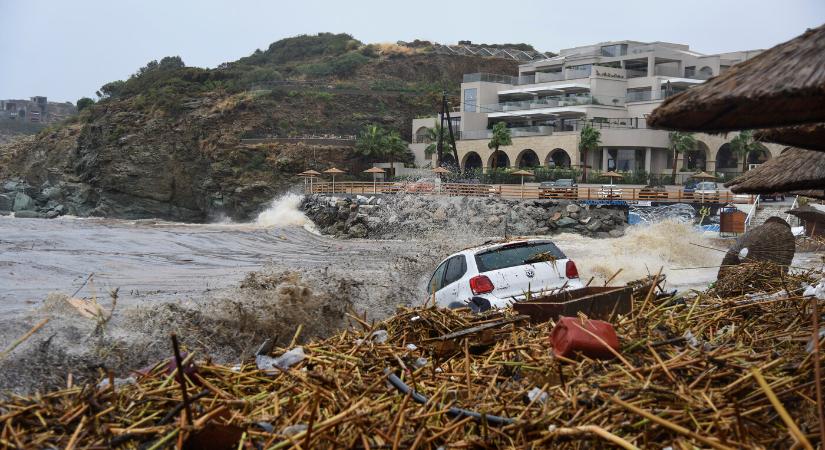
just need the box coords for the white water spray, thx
[255,193,315,231]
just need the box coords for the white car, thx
[426,239,583,311]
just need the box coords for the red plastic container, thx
[551,316,619,360]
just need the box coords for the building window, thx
[463,88,477,113]
[600,44,627,57]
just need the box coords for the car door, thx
[426,260,448,305]
[440,255,468,307]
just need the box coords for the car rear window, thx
[475,241,566,273]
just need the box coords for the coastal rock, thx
[556,217,578,228]
[12,192,34,212]
[566,204,580,214]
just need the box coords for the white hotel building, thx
[410,40,784,180]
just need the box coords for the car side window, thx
[427,260,448,294]
[443,255,467,286]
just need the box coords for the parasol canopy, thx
[432,167,451,174]
[363,167,386,174]
[510,169,535,176]
[691,171,717,180]
[300,169,321,177]
[786,205,825,223]
[648,24,825,132]
[324,167,346,174]
[755,123,825,152]
[725,147,825,195]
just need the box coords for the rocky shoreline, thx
[301,194,629,239]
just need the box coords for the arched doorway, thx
[546,148,571,168]
[462,152,483,170]
[488,150,510,169]
[716,143,737,169]
[747,145,770,165]
[698,66,713,79]
[516,149,540,168]
[414,126,430,143]
[684,141,709,171]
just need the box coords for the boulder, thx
[0,194,13,211]
[432,206,448,222]
[486,215,502,227]
[348,223,368,238]
[565,204,580,214]
[14,210,44,219]
[609,229,625,238]
[12,192,34,212]
[550,211,562,221]
[586,219,602,232]
[557,217,578,228]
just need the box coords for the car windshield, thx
[696,182,717,190]
[555,179,573,185]
[475,241,565,273]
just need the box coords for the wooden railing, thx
[304,182,753,204]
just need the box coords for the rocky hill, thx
[0,33,519,222]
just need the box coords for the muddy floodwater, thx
[0,196,821,392]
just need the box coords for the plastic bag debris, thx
[804,279,825,300]
[406,343,418,351]
[527,387,548,404]
[370,330,388,344]
[413,357,428,368]
[97,376,136,391]
[256,347,305,374]
[281,424,308,436]
[807,328,825,354]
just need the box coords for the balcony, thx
[482,94,626,114]
[461,125,555,140]
[463,66,593,86]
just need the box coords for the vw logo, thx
[525,268,535,278]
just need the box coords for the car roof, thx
[458,238,556,255]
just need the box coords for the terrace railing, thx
[305,181,754,204]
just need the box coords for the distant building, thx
[411,40,782,181]
[0,97,77,124]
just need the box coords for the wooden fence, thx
[302,181,754,204]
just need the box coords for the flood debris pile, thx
[2,270,825,449]
[301,194,628,239]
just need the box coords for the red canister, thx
[551,316,619,360]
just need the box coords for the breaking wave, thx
[255,193,315,231]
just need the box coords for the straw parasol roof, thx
[786,205,825,222]
[716,217,795,294]
[363,167,385,174]
[691,171,717,180]
[755,123,825,152]
[510,169,535,176]
[601,171,623,179]
[648,24,825,132]
[725,147,825,194]
[789,189,825,199]
[324,167,346,174]
[432,167,451,174]
[299,169,321,177]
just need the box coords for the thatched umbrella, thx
[755,123,825,152]
[725,148,825,195]
[648,24,825,132]
[692,171,716,180]
[299,170,321,193]
[716,217,796,296]
[363,167,385,194]
[789,189,825,200]
[324,167,346,193]
[510,169,534,199]
[432,166,451,194]
[787,205,825,237]
[601,170,623,186]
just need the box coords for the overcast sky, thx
[2,0,823,102]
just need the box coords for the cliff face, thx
[0,35,520,222]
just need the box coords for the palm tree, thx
[729,130,761,173]
[578,124,601,183]
[487,123,512,169]
[355,124,387,160]
[668,131,697,182]
[383,131,411,174]
[424,125,454,160]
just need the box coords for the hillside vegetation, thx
[0,33,520,221]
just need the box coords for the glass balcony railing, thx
[481,94,625,113]
[461,125,555,140]
[625,90,683,103]
[464,66,593,86]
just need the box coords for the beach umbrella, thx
[363,167,385,194]
[648,24,825,132]
[510,169,535,199]
[432,166,451,194]
[691,171,717,180]
[324,167,346,194]
[301,170,321,193]
[725,148,825,196]
[601,170,623,186]
[755,123,825,152]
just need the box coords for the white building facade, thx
[411,40,783,182]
